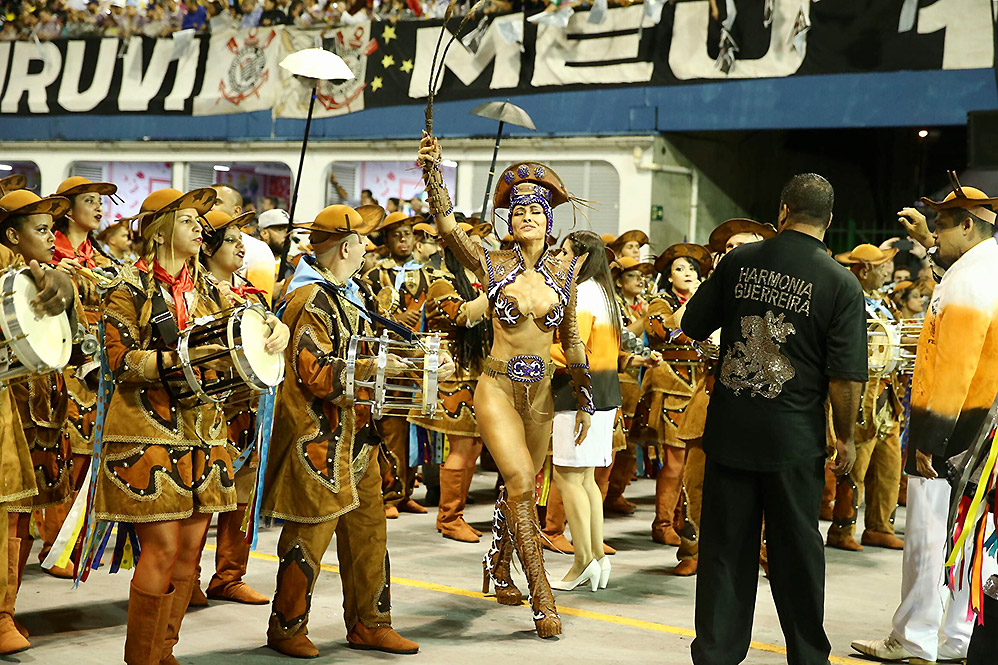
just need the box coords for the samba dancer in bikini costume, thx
[418,133,594,639]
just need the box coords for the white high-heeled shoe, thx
[597,556,610,589]
[550,559,601,592]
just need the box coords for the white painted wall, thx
[1,135,658,238]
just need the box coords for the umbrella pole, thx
[479,120,504,220]
[279,82,317,282]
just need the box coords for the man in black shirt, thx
[682,174,867,665]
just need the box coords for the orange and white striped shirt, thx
[909,237,998,474]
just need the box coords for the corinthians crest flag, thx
[194,28,282,116]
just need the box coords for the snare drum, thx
[346,330,441,419]
[867,319,901,377]
[0,267,72,382]
[169,304,285,404]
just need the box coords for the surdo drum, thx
[0,267,72,382]
[346,330,441,420]
[165,303,285,404]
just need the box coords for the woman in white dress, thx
[550,230,623,591]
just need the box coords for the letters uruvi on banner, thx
[0,0,992,117]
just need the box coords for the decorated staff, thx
[418,134,594,639]
[262,203,444,658]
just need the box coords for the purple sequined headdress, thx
[499,163,559,235]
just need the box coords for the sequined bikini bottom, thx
[483,355,555,417]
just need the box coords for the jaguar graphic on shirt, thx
[720,311,797,399]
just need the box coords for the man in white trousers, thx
[852,176,998,664]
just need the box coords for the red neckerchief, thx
[136,259,195,330]
[231,284,266,297]
[52,230,95,268]
[677,292,689,305]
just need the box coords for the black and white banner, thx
[0,0,992,117]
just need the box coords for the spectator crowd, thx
[0,0,531,41]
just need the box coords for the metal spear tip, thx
[279,48,355,81]
[470,100,536,130]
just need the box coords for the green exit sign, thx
[650,205,664,221]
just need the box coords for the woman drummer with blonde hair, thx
[93,187,288,665]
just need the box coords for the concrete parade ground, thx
[14,474,906,665]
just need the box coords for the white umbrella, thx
[276,48,354,279]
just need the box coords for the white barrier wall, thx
[0,134,743,251]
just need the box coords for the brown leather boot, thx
[436,468,479,543]
[481,486,523,606]
[508,491,561,639]
[819,462,836,521]
[861,530,904,550]
[541,483,573,554]
[651,470,683,546]
[123,582,172,665]
[206,507,269,604]
[267,633,320,658]
[346,622,419,654]
[187,555,208,608]
[0,537,28,656]
[604,448,637,514]
[397,498,427,514]
[459,467,482,536]
[827,476,863,551]
[161,574,195,664]
[670,559,698,576]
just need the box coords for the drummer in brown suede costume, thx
[364,212,435,517]
[825,244,905,552]
[263,204,449,659]
[673,218,776,576]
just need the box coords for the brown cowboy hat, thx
[0,190,70,225]
[601,233,617,245]
[297,204,386,239]
[202,209,255,234]
[469,221,493,238]
[707,218,777,254]
[609,229,650,250]
[890,280,917,298]
[413,221,438,239]
[138,188,217,237]
[0,174,27,196]
[55,176,117,198]
[611,256,655,277]
[493,162,570,210]
[380,211,421,233]
[921,171,998,224]
[834,243,897,266]
[654,243,712,276]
